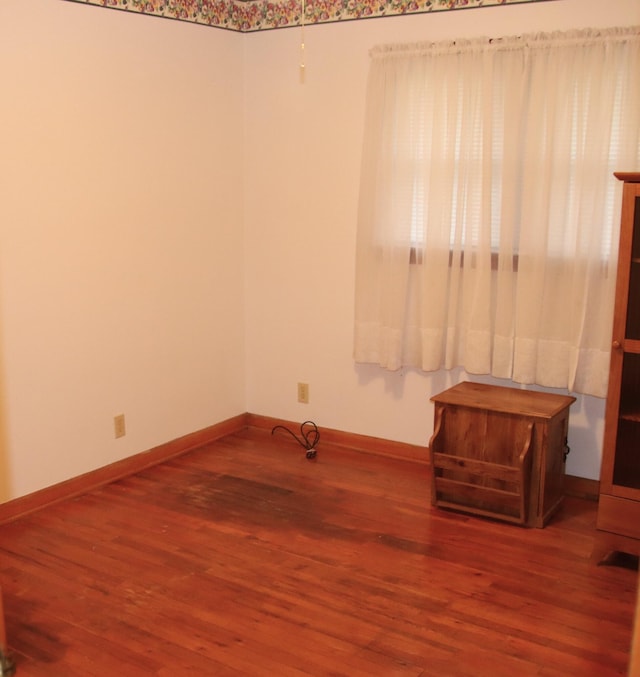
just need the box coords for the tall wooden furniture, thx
[596,172,640,557]
[631,577,640,677]
[430,382,575,528]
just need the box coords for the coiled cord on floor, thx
[271,420,320,459]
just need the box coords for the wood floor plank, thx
[0,426,637,676]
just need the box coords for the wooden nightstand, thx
[429,381,575,527]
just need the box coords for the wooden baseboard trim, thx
[246,413,429,464]
[0,412,599,525]
[247,415,598,499]
[564,475,599,501]
[0,413,249,525]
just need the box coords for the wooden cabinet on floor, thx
[596,173,640,558]
[430,381,575,528]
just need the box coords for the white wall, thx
[0,1,637,505]
[243,0,640,480]
[0,0,246,500]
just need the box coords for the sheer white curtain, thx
[354,27,640,397]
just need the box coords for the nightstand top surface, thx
[431,381,576,419]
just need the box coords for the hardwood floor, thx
[0,426,637,676]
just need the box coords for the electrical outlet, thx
[297,382,309,404]
[114,413,126,439]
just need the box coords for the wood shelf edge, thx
[614,172,640,183]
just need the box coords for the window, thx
[354,27,640,396]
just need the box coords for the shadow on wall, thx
[354,362,479,400]
[355,362,458,399]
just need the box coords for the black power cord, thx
[271,420,320,459]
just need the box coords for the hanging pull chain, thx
[299,0,306,84]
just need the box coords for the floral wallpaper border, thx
[65,0,553,33]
